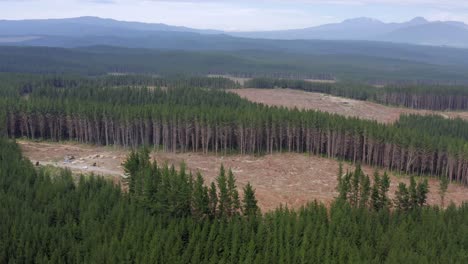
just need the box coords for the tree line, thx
[1,137,468,263]
[337,163,430,212]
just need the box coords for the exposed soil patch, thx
[19,140,468,211]
[231,88,468,123]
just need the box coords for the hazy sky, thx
[1,0,468,31]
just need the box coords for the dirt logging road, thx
[19,141,468,211]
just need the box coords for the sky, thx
[1,0,468,31]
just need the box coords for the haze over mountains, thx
[1,16,468,48]
[232,17,468,47]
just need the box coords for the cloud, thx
[141,0,468,11]
[84,0,116,3]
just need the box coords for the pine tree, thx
[351,165,362,207]
[216,165,230,218]
[394,183,410,211]
[369,171,391,211]
[359,174,371,208]
[242,182,260,217]
[336,162,344,192]
[409,176,418,209]
[416,179,429,207]
[227,169,241,217]
[338,170,351,202]
[439,176,449,207]
[192,172,210,220]
[208,182,218,219]
[371,171,382,211]
[380,172,391,209]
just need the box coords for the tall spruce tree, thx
[227,169,241,217]
[192,172,210,220]
[439,176,449,207]
[242,182,260,217]
[394,183,410,211]
[216,165,230,218]
[209,182,218,218]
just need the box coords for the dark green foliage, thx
[397,114,468,141]
[1,138,468,263]
[338,165,371,208]
[5,44,468,83]
[359,172,371,208]
[337,162,344,191]
[394,176,429,212]
[208,182,218,219]
[227,169,241,217]
[370,171,391,211]
[416,178,429,207]
[394,183,411,211]
[439,176,449,207]
[192,172,210,220]
[216,165,230,218]
[380,172,391,208]
[242,183,260,218]
[371,171,382,211]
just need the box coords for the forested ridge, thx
[246,78,468,110]
[3,77,468,185]
[1,137,468,263]
[4,45,468,83]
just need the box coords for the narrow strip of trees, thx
[246,77,468,110]
[337,164,429,211]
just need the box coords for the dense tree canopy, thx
[1,138,468,263]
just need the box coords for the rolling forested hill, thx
[2,45,468,83]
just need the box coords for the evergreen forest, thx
[1,74,468,263]
[2,75,468,184]
[1,138,468,263]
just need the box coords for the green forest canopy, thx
[1,137,467,263]
[3,45,468,83]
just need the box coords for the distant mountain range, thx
[0,16,221,37]
[1,16,468,48]
[232,17,468,47]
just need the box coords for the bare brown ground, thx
[231,88,468,123]
[19,140,468,211]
